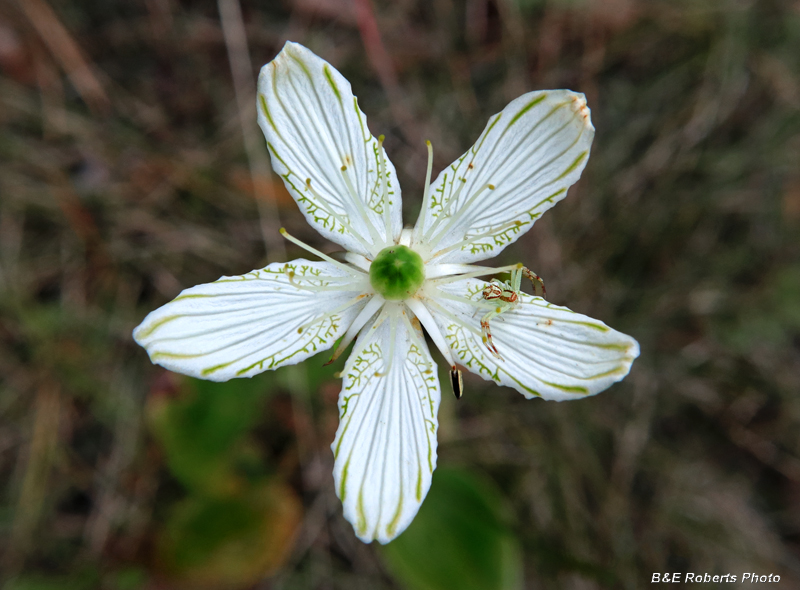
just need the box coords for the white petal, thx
[413,90,594,264]
[332,304,440,544]
[427,279,639,400]
[257,42,401,257]
[133,260,369,381]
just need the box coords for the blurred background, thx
[1,0,799,588]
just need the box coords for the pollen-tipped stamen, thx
[427,183,496,247]
[376,310,398,377]
[421,161,478,242]
[284,268,366,292]
[405,298,455,367]
[422,175,469,242]
[398,309,435,372]
[280,228,366,278]
[430,263,523,285]
[340,165,385,249]
[423,297,483,339]
[377,135,393,242]
[295,294,369,336]
[325,296,384,365]
[303,178,374,252]
[428,218,525,261]
[412,140,435,244]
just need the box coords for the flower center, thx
[369,245,425,300]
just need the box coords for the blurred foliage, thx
[1,0,799,588]
[147,376,302,588]
[147,377,273,496]
[382,468,523,590]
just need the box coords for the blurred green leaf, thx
[113,568,147,590]
[717,264,800,352]
[156,481,302,589]
[381,468,523,590]
[3,570,98,590]
[147,375,273,495]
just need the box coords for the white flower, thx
[133,42,639,544]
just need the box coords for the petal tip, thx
[568,91,594,131]
[628,336,642,360]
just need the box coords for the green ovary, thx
[369,245,425,300]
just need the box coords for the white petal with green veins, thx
[413,90,595,265]
[332,305,440,544]
[133,259,369,381]
[257,42,401,257]
[429,279,639,401]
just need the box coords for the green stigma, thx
[369,245,425,300]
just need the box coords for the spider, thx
[480,266,546,360]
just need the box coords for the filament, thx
[429,219,525,261]
[423,297,483,339]
[280,228,365,277]
[427,183,496,247]
[430,263,522,285]
[378,135,393,243]
[413,140,435,243]
[303,178,374,252]
[295,294,369,335]
[340,165,385,249]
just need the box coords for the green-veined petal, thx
[257,42,401,257]
[426,279,639,400]
[413,90,594,264]
[332,304,440,544]
[133,260,369,381]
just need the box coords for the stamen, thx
[421,156,481,243]
[426,263,507,280]
[377,309,399,377]
[450,368,464,400]
[399,228,414,247]
[295,294,369,335]
[345,306,390,374]
[412,140,435,244]
[325,296,383,365]
[398,307,435,372]
[427,183,496,247]
[430,263,523,285]
[344,251,372,272]
[280,228,365,277]
[303,178,374,252]
[405,298,454,367]
[285,268,366,292]
[340,165,385,249]
[378,135,393,243]
[428,218,525,261]
[423,297,483,339]
[422,174,470,242]
[429,289,497,312]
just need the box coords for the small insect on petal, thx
[450,367,464,400]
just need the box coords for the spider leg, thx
[480,308,504,360]
[522,268,546,299]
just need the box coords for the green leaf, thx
[146,374,273,495]
[156,481,302,589]
[3,570,98,590]
[113,568,148,590]
[381,467,523,590]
